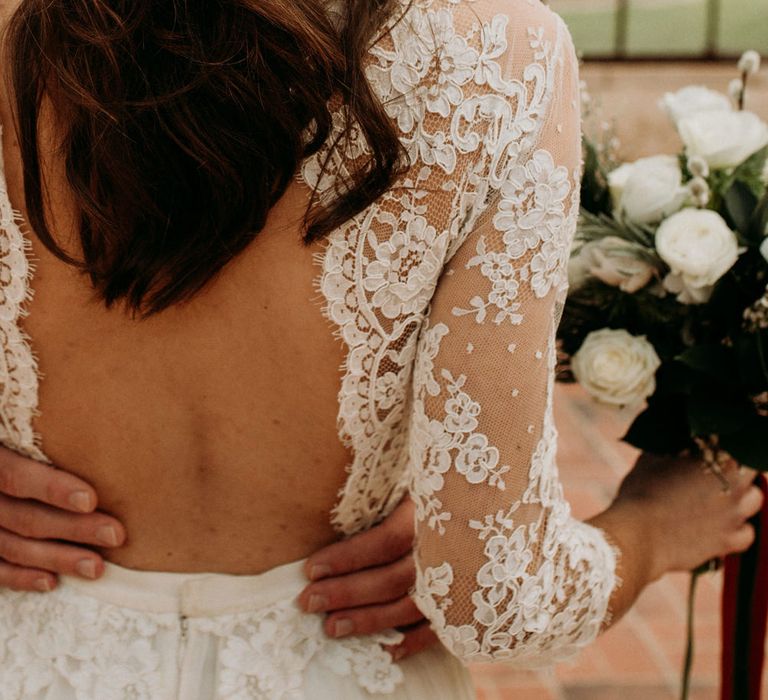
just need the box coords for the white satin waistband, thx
[59,557,309,618]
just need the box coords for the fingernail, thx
[75,559,98,580]
[392,646,407,661]
[68,491,93,513]
[34,578,54,592]
[96,525,120,547]
[309,564,332,581]
[332,619,355,638]
[307,594,328,613]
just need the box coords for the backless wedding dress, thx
[0,0,619,698]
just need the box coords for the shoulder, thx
[372,0,575,111]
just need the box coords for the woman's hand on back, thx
[0,454,435,660]
[297,497,437,661]
[0,447,126,591]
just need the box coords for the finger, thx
[298,554,414,613]
[0,560,58,592]
[729,465,758,488]
[726,523,756,554]
[737,486,765,520]
[0,449,98,513]
[324,596,425,638]
[304,499,414,581]
[0,528,105,580]
[0,494,126,547]
[384,622,439,661]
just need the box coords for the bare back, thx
[0,97,353,574]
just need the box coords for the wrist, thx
[587,500,666,587]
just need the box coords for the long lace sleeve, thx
[407,3,620,666]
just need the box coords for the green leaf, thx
[735,332,768,392]
[724,180,759,240]
[676,345,734,377]
[719,415,768,471]
[687,392,754,437]
[624,394,691,455]
[577,210,657,249]
[749,189,768,241]
[580,137,612,216]
[734,145,768,198]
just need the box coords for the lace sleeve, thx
[407,5,620,666]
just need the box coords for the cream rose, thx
[678,110,768,169]
[608,155,688,224]
[572,329,661,407]
[660,86,732,124]
[569,237,656,293]
[656,209,740,304]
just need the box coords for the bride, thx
[0,0,762,697]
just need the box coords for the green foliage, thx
[561,124,768,470]
[580,137,612,216]
[719,415,768,471]
[577,210,657,250]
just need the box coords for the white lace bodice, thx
[0,0,619,678]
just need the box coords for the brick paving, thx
[469,384,768,699]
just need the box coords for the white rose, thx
[660,86,732,124]
[656,208,740,304]
[608,155,688,224]
[572,329,661,407]
[678,110,768,169]
[569,237,656,293]
[760,237,768,263]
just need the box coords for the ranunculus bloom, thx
[572,329,661,407]
[608,155,688,224]
[568,237,655,294]
[660,86,732,124]
[678,110,768,169]
[656,208,740,304]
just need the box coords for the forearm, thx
[586,502,661,630]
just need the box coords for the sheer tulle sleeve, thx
[406,3,620,666]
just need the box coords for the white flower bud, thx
[687,155,709,178]
[761,237,768,263]
[729,78,744,104]
[688,176,711,207]
[572,329,661,407]
[738,50,762,76]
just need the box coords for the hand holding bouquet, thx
[558,52,768,700]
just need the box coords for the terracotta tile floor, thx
[468,383,768,700]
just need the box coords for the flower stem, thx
[681,570,701,700]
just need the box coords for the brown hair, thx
[5,0,408,315]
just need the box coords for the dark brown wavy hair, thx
[4,0,409,315]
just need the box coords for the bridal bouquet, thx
[557,52,768,700]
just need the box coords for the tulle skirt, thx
[0,556,475,700]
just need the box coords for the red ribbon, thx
[721,474,768,700]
